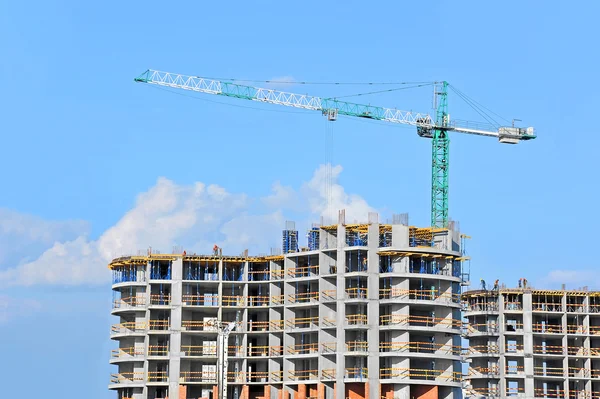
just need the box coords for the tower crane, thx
[135,69,536,228]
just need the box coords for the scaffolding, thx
[283,221,298,253]
[307,226,320,251]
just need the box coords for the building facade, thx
[109,215,466,399]
[462,288,600,398]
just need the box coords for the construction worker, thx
[480,278,487,291]
[213,244,219,256]
[493,279,499,291]
[523,278,528,289]
[518,278,522,288]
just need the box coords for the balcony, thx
[534,388,566,399]
[533,323,563,334]
[111,322,146,335]
[112,296,146,310]
[222,295,245,307]
[247,296,270,307]
[248,345,283,357]
[505,365,525,376]
[380,314,461,330]
[468,366,500,377]
[288,292,319,305]
[148,345,169,356]
[149,294,171,306]
[321,369,336,380]
[534,367,564,377]
[110,372,145,384]
[533,345,565,355]
[287,343,319,355]
[321,290,336,301]
[379,288,460,304]
[463,323,500,335]
[147,371,168,382]
[346,314,368,326]
[505,344,524,354]
[345,368,368,379]
[381,341,461,356]
[111,347,145,359]
[182,294,219,306]
[180,345,215,357]
[148,320,170,331]
[380,367,461,382]
[568,367,589,378]
[179,371,216,383]
[345,288,367,300]
[286,317,319,329]
[346,341,368,353]
[505,387,524,397]
[462,344,499,356]
[288,369,318,381]
[287,265,319,278]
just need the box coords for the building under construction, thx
[109,212,468,399]
[462,287,600,398]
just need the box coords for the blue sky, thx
[0,1,598,397]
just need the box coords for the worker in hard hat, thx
[480,279,486,291]
[213,245,219,256]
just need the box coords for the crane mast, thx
[135,69,536,227]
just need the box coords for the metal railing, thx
[345,288,368,299]
[286,317,319,329]
[148,345,169,356]
[147,371,168,382]
[533,323,563,334]
[111,322,146,335]
[180,345,215,356]
[113,296,146,309]
[288,292,319,304]
[148,320,170,331]
[345,368,368,379]
[288,369,318,381]
[179,371,216,383]
[380,314,461,329]
[247,296,270,306]
[287,343,319,355]
[222,295,245,306]
[381,341,461,355]
[149,294,171,305]
[111,347,145,358]
[534,366,564,377]
[346,341,368,352]
[380,367,461,382]
[321,290,336,301]
[346,314,368,326]
[110,372,145,384]
[287,265,319,278]
[182,294,219,306]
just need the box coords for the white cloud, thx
[0,164,375,287]
[541,269,598,290]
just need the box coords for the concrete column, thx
[170,258,183,399]
[335,223,346,399]
[366,223,379,399]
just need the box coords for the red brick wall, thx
[412,385,438,399]
[179,385,187,399]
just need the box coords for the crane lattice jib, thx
[135,69,536,228]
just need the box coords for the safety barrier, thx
[462,303,499,312]
[182,294,219,306]
[149,294,171,306]
[468,366,500,376]
[113,296,146,309]
[505,365,525,375]
[346,341,368,352]
[287,343,319,355]
[379,288,460,303]
[247,320,270,332]
[345,368,368,379]
[567,303,586,313]
[288,292,319,304]
[148,320,170,331]
[567,324,587,334]
[270,270,285,280]
[247,270,270,281]
[533,323,563,334]
[380,367,460,382]
[590,326,600,335]
[271,295,285,305]
[179,371,216,383]
[247,296,270,306]
[286,317,319,329]
[147,371,168,382]
[179,345,215,356]
[181,320,217,331]
[463,323,500,334]
[381,341,461,355]
[533,345,565,355]
[533,302,564,312]
[346,314,368,325]
[462,344,499,355]
[247,345,283,357]
[288,369,318,381]
[504,301,523,311]
[222,295,245,306]
[380,314,461,329]
[505,344,524,353]
[533,388,566,398]
[345,288,368,299]
[569,367,589,377]
[226,371,270,383]
[505,387,524,396]
[111,347,145,358]
[287,265,319,278]
[465,387,500,396]
[148,345,169,356]
[111,322,146,335]
[269,319,285,331]
[321,290,336,301]
[568,346,588,356]
[321,317,337,327]
[322,369,336,379]
[110,372,145,383]
[534,366,564,377]
[321,342,336,353]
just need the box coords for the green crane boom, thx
[135,69,536,227]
